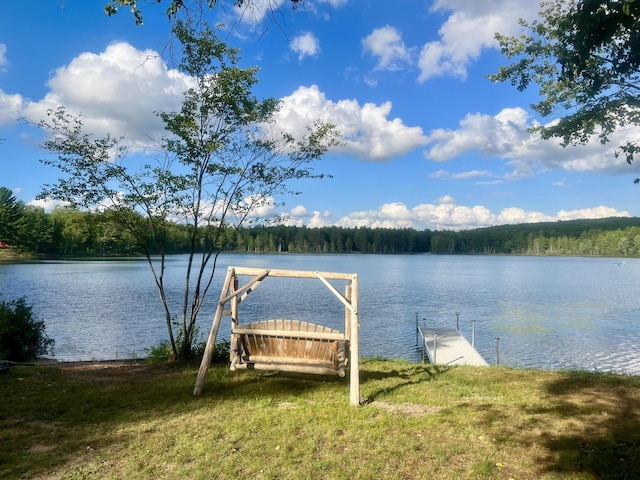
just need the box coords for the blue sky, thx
[1,0,638,230]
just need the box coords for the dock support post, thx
[495,337,500,366]
[456,312,459,331]
[472,320,476,348]
[415,313,419,346]
[422,320,426,363]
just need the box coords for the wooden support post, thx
[193,267,234,395]
[229,275,240,369]
[348,274,360,406]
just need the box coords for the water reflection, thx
[1,254,639,375]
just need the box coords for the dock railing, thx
[416,313,478,352]
[415,313,490,367]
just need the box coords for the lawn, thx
[1,359,639,479]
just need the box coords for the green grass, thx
[1,359,639,479]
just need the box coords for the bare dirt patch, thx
[48,360,176,385]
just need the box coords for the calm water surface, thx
[1,254,639,375]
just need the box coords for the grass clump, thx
[1,359,639,479]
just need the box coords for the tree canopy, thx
[37,21,339,360]
[490,0,640,173]
[5,196,640,258]
[104,0,303,25]
[0,187,24,243]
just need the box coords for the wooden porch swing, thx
[193,266,360,406]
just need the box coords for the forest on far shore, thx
[3,196,640,258]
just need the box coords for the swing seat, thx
[230,319,349,377]
[194,267,360,405]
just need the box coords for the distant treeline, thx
[4,204,640,258]
[232,217,640,256]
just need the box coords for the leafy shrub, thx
[198,339,230,365]
[145,339,230,365]
[0,297,54,362]
[144,340,173,363]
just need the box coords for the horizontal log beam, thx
[244,355,337,366]
[232,361,346,377]
[232,328,345,341]
[231,266,355,281]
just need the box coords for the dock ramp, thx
[418,326,488,367]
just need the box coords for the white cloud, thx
[362,25,412,71]
[321,198,631,231]
[291,199,623,231]
[556,206,626,221]
[233,0,288,24]
[20,42,193,147]
[429,169,449,179]
[290,32,320,60]
[424,107,637,178]
[0,43,7,72]
[275,85,429,161]
[290,204,307,216]
[363,75,378,87]
[353,2,540,83]
[426,107,534,161]
[352,2,539,82]
[0,90,24,125]
[475,179,503,186]
[277,207,332,227]
[418,0,540,81]
[233,0,347,25]
[243,195,278,219]
[451,169,492,180]
[307,210,333,228]
[3,42,427,163]
[27,198,68,212]
[438,195,455,204]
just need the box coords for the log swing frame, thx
[193,266,360,406]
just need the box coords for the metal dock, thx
[418,326,489,367]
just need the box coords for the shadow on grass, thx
[1,361,294,478]
[359,360,448,403]
[532,372,640,479]
[1,358,452,478]
[16,360,640,479]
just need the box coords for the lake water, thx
[1,254,639,375]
